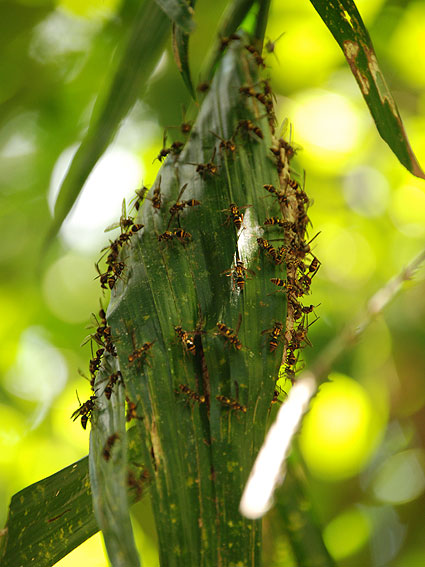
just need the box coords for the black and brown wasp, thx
[222,259,254,291]
[257,237,281,265]
[126,398,142,422]
[102,433,120,461]
[103,371,122,400]
[219,33,240,51]
[244,44,266,67]
[216,380,247,413]
[216,395,247,413]
[196,81,210,93]
[261,321,284,352]
[176,383,205,404]
[128,340,156,365]
[167,183,201,228]
[264,32,286,57]
[158,228,192,244]
[264,217,294,229]
[153,132,171,163]
[71,393,96,429]
[147,176,162,210]
[263,183,289,207]
[216,314,242,350]
[222,203,250,231]
[188,148,218,178]
[270,278,305,297]
[210,130,236,154]
[235,119,263,139]
[174,325,196,356]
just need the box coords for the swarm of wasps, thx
[73,38,320,430]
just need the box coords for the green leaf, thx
[104,34,307,565]
[89,354,140,567]
[309,0,425,179]
[49,1,170,244]
[0,427,147,567]
[155,0,195,33]
[172,20,195,98]
[172,0,196,98]
[199,0,256,86]
[0,457,96,567]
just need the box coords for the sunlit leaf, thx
[105,36,293,565]
[0,427,147,567]
[172,21,195,98]
[89,353,140,567]
[308,0,425,179]
[49,0,170,244]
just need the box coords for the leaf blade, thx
[309,0,425,178]
[89,354,140,567]
[0,427,147,567]
[50,0,170,243]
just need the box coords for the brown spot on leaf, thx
[343,40,370,95]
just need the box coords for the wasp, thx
[264,217,294,229]
[265,31,286,56]
[177,383,205,404]
[95,262,110,290]
[158,229,192,244]
[293,232,321,260]
[71,393,96,429]
[287,178,300,191]
[103,371,122,400]
[105,199,142,236]
[173,228,192,243]
[88,347,104,381]
[244,44,265,67]
[174,326,196,356]
[216,395,247,413]
[131,185,149,211]
[153,132,171,163]
[216,314,242,350]
[257,237,282,265]
[148,177,162,210]
[196,81,210,93]
[291,315,319,347]
[239,85,256,97]
[222,203,249,230]
[104,200,134,233]
[222,260,254,291]
[263,183,289,207]
[235,119,263,139]
[261,321,284,352]
[128,340,155,364]
[219,33,240,51]
[270,278,304,297]
[307,256,321,277]
[210,131,236,154]
[188,148,217,178]
[168,184,200,228]
[180,121,192,134]
[126,398,142,422]
[102,433,120,461]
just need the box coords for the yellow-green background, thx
[1,0,425,565]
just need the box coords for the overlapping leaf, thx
[49,0,170,244]
[309,0,425,178]
[0,427,147,567]
[105,37,290,566]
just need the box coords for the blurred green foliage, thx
[1,0,425,565]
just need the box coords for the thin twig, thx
[240,246,425,519]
